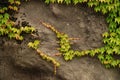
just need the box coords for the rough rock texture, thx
[0,0,120,80]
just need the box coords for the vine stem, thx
[39,20,80,40]
[39,20,61,34]
[36,49,60,74]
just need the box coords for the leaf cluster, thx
[28,40,40,49]
[44,0,120,68]
[28,40,60,74]
[0,0,35,40]
[0,0,60,74]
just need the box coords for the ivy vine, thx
[0,0,120,74]
[43,0,120,68]
[0,0,60,74]
[0,0,35,40]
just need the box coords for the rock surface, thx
[0,0,120,80]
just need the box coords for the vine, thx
[28,40,60,74]
[43,0,120,68]
[0,0,35,40]
[0,0,60,74]
[0,0,120,75]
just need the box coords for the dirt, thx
[0,0,120,80]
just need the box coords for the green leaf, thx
[8,0,14,3]
[115,17,120,24]
[111,60,118,67]
[28,42,34,48]
[102,8,107,14]
[57,0,63,3]
[102,32,109,38]
[109,22,117,29]
[45,0,50,4]
[64,0,71,4]
[98,54,104,60]
[116,28,120,34]
[106,48,113,54]
[18,36,23,40]
[4,13,9,19]
[84,50,90,55]
[110,32,116,37]
[0,14,3,19]
[89,50,96,57]
[109,37,116,43]
[116,39,120,46]
[51,0,56,3]
[88,1,99,7]
[94,49,100,54]
[94,6,101,12]
[73,0,79,4]
[34,40,40,45]
[103,38,109,44]
[0,28,5,35]
[99,47,105,54]
[105,54,113,60]
[74,50,80,55]
[64,56,69,61]
[113,46,119,53]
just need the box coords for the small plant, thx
[40,17,120,68]
[0,0,60,74]
[0,0,36,40]
[42,0,120,68]
[28,40,40,49]
[28,40,60,74]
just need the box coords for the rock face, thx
[0,0,120,80]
